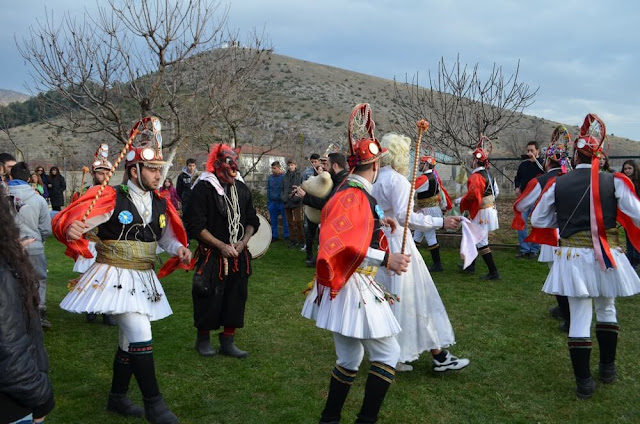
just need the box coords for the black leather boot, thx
[428,244,443,272]
[458,259,475,274]
[319,365,356,423]
[107,347,143,417]
[479,250,500,280]
[596,322,619,383]
[107,393,144,417]
[569,338,595,399]
[195,332,216,357]
[143,394,179,424]
[218,333,249,358]
[355,362,395,423]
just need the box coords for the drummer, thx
[184,143,260,358]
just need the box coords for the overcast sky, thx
[2,0,638,141]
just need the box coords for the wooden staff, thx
[401,119,429,254]
[81,123,143,222]
[79,166,90,193]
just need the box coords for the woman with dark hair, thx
[159,177,180,210]
[0,193,55,423]
[622,160,640,267]
[47,167,66,211]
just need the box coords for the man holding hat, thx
[302,104,411,424]
[52,117,191,423]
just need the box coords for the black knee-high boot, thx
[427,244,443,272]
[319,365,357,424]
[596,322,619,383]
[107,347,144,417]
[568,338,595,399]
[129,341,178,424]
[355,362,396,424]
[479,247,500,280]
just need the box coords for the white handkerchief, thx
[460,217,487,269]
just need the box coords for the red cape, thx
[460,172,486,219]
[316,186,374,299]
[524,176,559,246]
[52,185,188,278]
[512,178,541,230]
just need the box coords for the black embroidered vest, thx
[476,169,494,197]
[97,185,167,242]
[416,172,440,199]
[555,168,616,238]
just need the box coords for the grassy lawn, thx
[42,239,640,423]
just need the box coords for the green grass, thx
[42,240,640,423]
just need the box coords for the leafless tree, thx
[392,55,538,162]
[18,0,269,177]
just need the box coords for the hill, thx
[0,52,637,169]
[0,88,30,106]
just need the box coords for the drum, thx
[247,214,271,258]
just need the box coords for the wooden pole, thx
[401,119,429,254]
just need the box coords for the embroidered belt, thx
[355,265,378,277]
[416,195,440,208]
[95,239,156,270]
[480,195,495,209]
[560,229,620,249]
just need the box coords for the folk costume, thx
[412,153,453,272]
[301,104,402,424]
[372,133,468,372]
[513,125,572,331]
[531,114,640,399]
[458,137,500,279]
[52,117,189,423]
[185,144,260,359]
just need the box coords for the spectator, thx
[34,166,49,195]
[176,158,197,215]
[296,152,348,267]
[8,162,53,329]
[0,192,55,424]
[514,141,544,258]
[267,161,289,241]
[599,153,611,173]
[28,173,48,198]
[47,167,66,211]
[159,177,180,210]
[0,153,17,178]
[282,159,304,248]
[622,160,640,268]
[301,153,320,182]
[0,163,6,195]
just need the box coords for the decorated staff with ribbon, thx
[413,145,454,271]
[512,125,573,332]
[301,103,411,424]
[371,131,468,373]
[530,113,640,400]
[184,143,260,359]
[455,136,501,280]
[51,117,191,423]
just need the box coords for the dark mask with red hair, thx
[207,144,240,185]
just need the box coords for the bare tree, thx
[392,55,538,162]
[18,0,269,176]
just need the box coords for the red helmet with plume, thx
[92,143,112,171]
[574,113,606,158]
[125,117,166,169]
[473,135,492,163]
[347,103,387,169]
